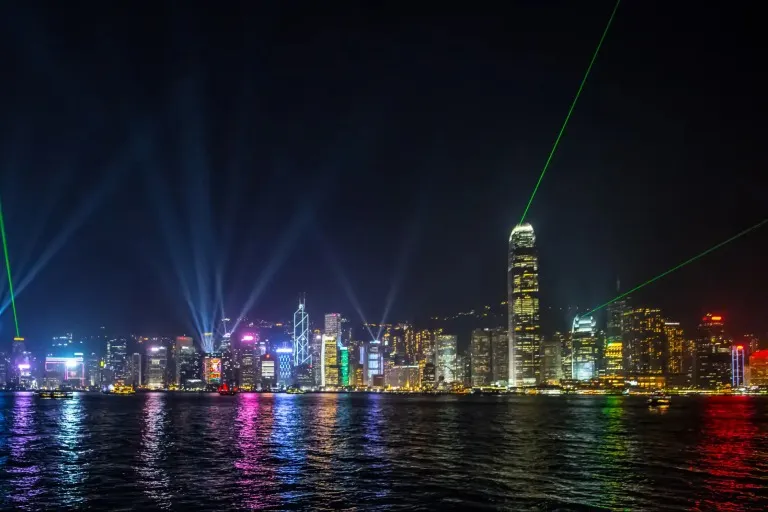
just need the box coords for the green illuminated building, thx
[340,346,349,386]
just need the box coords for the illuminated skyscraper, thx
[293,295,310,367]
[507,223,540,386]
[622,308,665,376]
[664,321,684,375]
[695,313,731,389]
[364,339,383,385]
[605,296,627,377]
[339,346,349,386]
[470,329,491,386]
[540,339,563,384]
[749,350,768,386]
[130,353,142,387]
[572,316,598,381]
[604,340,623,377]
[174,336,198,387]
[731,345,745,387]
[324,313,342,343]
[106,336,128,384]
[146,345,168,389]
[276,347,293,388]
[321,335,339,387]
[435,335,457,384]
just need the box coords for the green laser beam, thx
[582,218,768,317]
[519,0,621,226]
[0,195,20,337]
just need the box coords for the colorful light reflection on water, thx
[692,396,765,511]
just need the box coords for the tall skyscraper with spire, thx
[293,294,310,367]
[507,223,541,386]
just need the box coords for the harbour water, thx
[0,392,766,510]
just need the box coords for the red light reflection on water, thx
[691,396,762,511]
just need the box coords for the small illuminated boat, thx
[35,389,74,399]
[285,387,305,394]
[112,384,136,395]
[647,391,671,407]
[218,383,238,395]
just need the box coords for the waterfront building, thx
[261,353,276,389]
[146,345,168,389]
[490,328,509,386]
[174,336,198,387]
[435,334,457,384]
[43,355,86,388]
[732,345,745,387]
[622,307,665,377]
[276,347,293,388]
[664,321,685,375]
[540,338,562,384]
[572,316,598,381]
[749,350,768,386]
[694,313,732,389]
[454,352,471,387]
[364,339,383,385]
[553,331,572,380]
[106,336,129,384]
[422,362,436,389]
[339,346,349,386]
[8,337,25,386]
[470,329,491,386]
[239,332,259,390]
[324,313,342,343]
[129,352,142,387]
[0,351,8,387]
[293,295,311,369]
[604,340,623,377]
[507,223,541,386]
[322,335,339,388]
[385,365,420,389]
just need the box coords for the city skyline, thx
[1,2,766,341]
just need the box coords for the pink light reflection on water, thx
[6,393,42,506]
[235,393,280,509]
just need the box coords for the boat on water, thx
[218,383,238,396]
[285,387,305,394]
[35,389,74,399]
[647,391,671,407]
[113,384,136,395]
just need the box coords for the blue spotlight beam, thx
[0,126,156,316]
[317,230,376,341]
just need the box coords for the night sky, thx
[0,1,765,347]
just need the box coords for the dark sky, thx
[0,1,765,347]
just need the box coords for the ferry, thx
[35,389,74,399]
[112,384,136,395]
[285,387,305,394]
[218,383,238,396]
[647,391,671,407]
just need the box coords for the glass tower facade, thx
[572,316,598,381]
[435,335,457,384]
[507,223,540,386]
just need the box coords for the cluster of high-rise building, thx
[1,223,765,392]
[471,223,768,390]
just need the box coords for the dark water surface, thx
[0,393,766,511]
